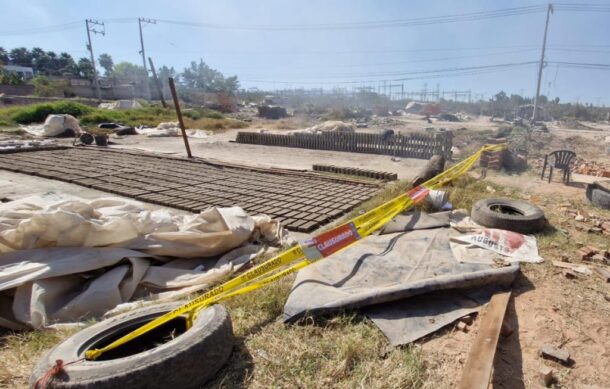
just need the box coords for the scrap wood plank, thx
[593,266,610,282]
[457,290,512,389]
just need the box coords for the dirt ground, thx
[422,173,610,389]
[105,130,428,180]
[0,112,609,388]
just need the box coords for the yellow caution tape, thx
[85,143,505,360]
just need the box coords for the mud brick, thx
[311,214,330,223]
[579,245,600,260]
[293,211,311,220]
[297,221,319,232]
[327,209,344,218]
[282,218,296,226]
[539,366,554,387]
[287,219,307,230]
[539,344,570,365]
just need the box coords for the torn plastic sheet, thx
[363,285,506,346]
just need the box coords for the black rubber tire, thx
[30,303,233,389]
[471,198,546,234]
[586,181,610,210]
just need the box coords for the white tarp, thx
[98,100,142,110]
[137,122,212,138]
[0,193,285,329]
[20,114,82,137]
[287,121,355,134]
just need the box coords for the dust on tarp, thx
[0,192,287,330]
[283,209,524,346]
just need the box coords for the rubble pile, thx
[572,158,610,177]
[562,205,610,237]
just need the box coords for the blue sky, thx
[1,0,609,104]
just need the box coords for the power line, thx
[2,3,610,37]
[0,21,82,36]
[241,61,538,84]
[157,5,547,31]
[550,61,610,69]
[0,5,546,36]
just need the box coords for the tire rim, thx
[78,313,188,361]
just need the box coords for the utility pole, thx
[148,57,167,108]
[532,3,553,123]
[85,19,104,101]
[138,18,156,101]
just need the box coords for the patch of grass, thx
[209,275,426,388]
[0,328,78,388]
[0,101,248,130]
[0,101,94,124]
[443,175,504,211]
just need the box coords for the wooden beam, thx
[457,290,512,389]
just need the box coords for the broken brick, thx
[539,366,554,387]
[563,270,578,279]
[539,344,571,365]
[579,246,600,260]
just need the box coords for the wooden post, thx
[168,77,192,158]
[457,291,512,389]
[148,57,167,108]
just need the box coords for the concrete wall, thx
[71,85,153,100]
[0,84,35,96]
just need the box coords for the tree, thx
[157,65,177,82]
[31,75,70,97]
[223,76,240,95]
[492,91,509,102]
[112,61,147,83]
[180,60,240,93]
[9,47,32,67]
[30,47,48,72]
[98,53,113,76]
[57,52,78,76]
[0,47,8,65]
[77,57,95,79]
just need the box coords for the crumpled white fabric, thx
[20,114,82,137]
[0,193,286,329]
[137,122,211,138]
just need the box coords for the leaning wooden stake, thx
[168,77,192,158]
[457,290,512,389]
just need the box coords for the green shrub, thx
[31,76,72,97]
[182,108,224,120]
[9,101,94,124]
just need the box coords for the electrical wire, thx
[241,61,538,84]
[3,3,610,37]
[0,21,82,36]
[156,5,546,31]
[550,61,610,69]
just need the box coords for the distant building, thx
[1,65,34,80]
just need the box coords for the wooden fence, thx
[236,131,453,160]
